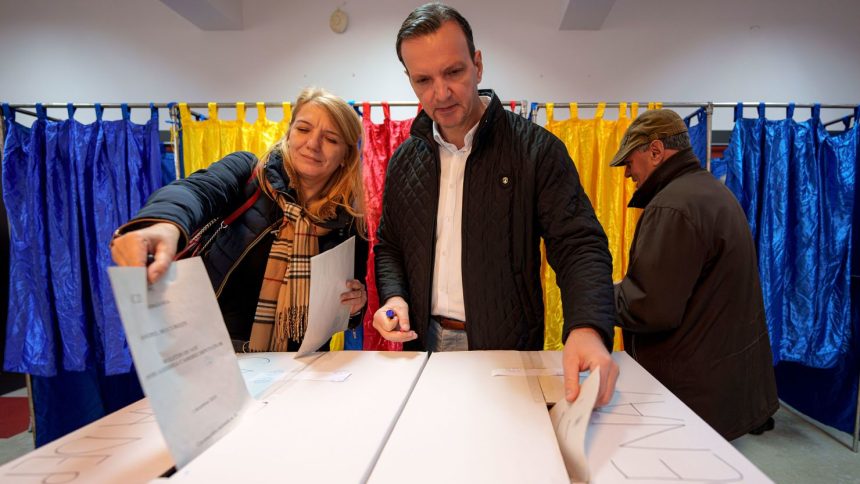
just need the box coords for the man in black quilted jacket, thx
[372,3,618,406]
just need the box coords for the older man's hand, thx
[562,327,619,407]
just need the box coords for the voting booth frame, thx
[1,101,858,454]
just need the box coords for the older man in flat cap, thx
[611,109,778,440]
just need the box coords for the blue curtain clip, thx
[2,102,15,121]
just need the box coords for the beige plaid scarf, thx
[248,198,330,352]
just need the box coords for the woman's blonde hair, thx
[257,87,365,235]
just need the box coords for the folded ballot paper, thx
[549,367,601,484]
[108,246,356,469]
[108,258,256,469]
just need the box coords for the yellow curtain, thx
[179,102,292,176]
[542,102,650,351]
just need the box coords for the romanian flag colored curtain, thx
[361,103,414,351]
[2,102,163,444]
[724,102,855,367]
[179,102,292,176]
[542,102,647,350]
[684,108,709,170]
[722,102,858,433]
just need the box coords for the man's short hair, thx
[396,3,475,65]
[661,132,692,150]
[637,132,692,152]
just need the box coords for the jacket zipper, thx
[214,220,280,297]
[427,148,441,327]
[460,146,474,333]
[458,111,491,334]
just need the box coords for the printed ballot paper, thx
[108,258,253,469]
[296,236,355,357]
[550,367,601,484]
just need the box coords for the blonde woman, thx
[111,87,368,352]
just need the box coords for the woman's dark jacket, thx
[121,151,368,344]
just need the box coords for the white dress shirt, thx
[430,96,490,321]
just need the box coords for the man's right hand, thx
[110,222,181,284]
[372,296,417,343]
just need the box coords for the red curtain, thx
[361,103,414,350]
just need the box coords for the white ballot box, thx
[1,350,774,484]
[0,398,172,484]
[0,352,318,484]
[369,350,571,484]
[369,351,772,484]
[538,351,774,484]
[237,351,324,400]
[169,350,428,483]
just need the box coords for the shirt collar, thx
[432,95,491,152]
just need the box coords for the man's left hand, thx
[562,327,619,407]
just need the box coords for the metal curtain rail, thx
[823,116,855,128]
[535,102,710,108]
[6,103,173,109]
[712,102,858,109]
[5,101,536,109]
[7,101,855,109]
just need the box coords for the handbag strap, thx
[175,168,261,260]
[224,178,261,225]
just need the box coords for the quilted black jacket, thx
[121,150,368,343]
[375,91,615,351]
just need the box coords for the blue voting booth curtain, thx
[684,108,709,170]
[722,102,859,433]
[2,103,163,445]
[684,107,727,178]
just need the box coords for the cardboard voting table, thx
[369,350,571,484]
[0,352,316,484]
[1,350,773,483]
[370,350,772,484]
[0,398,171,484]
[539,351,774,483]
[169,350,428,483]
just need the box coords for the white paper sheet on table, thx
[108,258,253,469]
[550,367,601,483]
[296,236,355,356]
